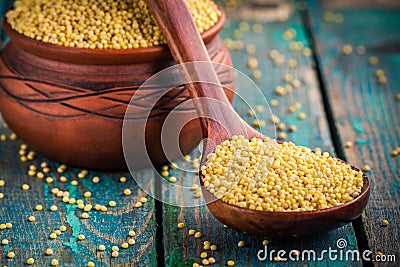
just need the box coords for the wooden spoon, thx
[145,0,370,238]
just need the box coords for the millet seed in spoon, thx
[201,135,364,212]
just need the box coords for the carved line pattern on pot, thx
[0,60,233,120]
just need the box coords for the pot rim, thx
[2,5,226,65]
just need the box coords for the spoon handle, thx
[146,0,239,117]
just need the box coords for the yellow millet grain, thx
[7,0,221,49]
[202,135,364,212]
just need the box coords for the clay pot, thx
[0,9,234,170]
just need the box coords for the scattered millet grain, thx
[121,242,129,249]
[252,119,266,128]
[46,248,54,255]
[362,165,371,172]
[124,189,132,196]
[288,58,298,68]
[51,259,59,266]
[35,205,43,211]
[81,213,89,219]
[50,205,58,212]
[270,99,279,107]
[277,123,286,131]
[128,238,136,245]
[0,193,4,199]
[188,229,195,235]
[200,252,207,258]
[22,184,30,190]
[120,176,127,183]
[84,191,92,198]
[275,85,286,96]
[49,233,57,239]
[177,222,185,229]
[54,230,61,236]
[270,115,280,124]
[344,141,353,148]
[302,47,312,57]
[210,244,217,251]
[269,49,281,59]
[100,206,107,212]
[87,262,95,267]
[369,56,378,65]
[78,234,85,240]
[253,23,263,33]
[247,57,259,69]
[129,230,136,237]
[262,239,269,246]
[194,189,202,198]
[238,240,245,247]
[227,260,235,266]
[202,259,209,265]
[298,112,307,120]
[169,176,177,183]
[109,201,116,207]
[194,231,202,238]
[381,219,389,227]
[170,162,179,169]
[255,105,264,113]
[98,245,106,251]
[27,258,35,265]
[278,132,287,140]
[92,176,100,183]
[0,180,5,186]
[60,225,67,232]
[84,205,92,212]
[8,251,15,258]
[342,44,353,54]
[134,202,143,208]
[7,133,16,140]
[1,239,9,245]
[111,251,119,257]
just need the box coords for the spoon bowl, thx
[145,0,370,238]
[201,164,370,238]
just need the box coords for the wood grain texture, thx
[308,0,400,264]
[0,122,157,267]
[161,1,363,265]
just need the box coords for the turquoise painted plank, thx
[308,0,400,263]
[0,119,157,266]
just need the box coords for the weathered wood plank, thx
[0,119,157,266]
[162,1,362,266]
[308,0,400,265]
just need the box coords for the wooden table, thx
[0,0,399,266]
